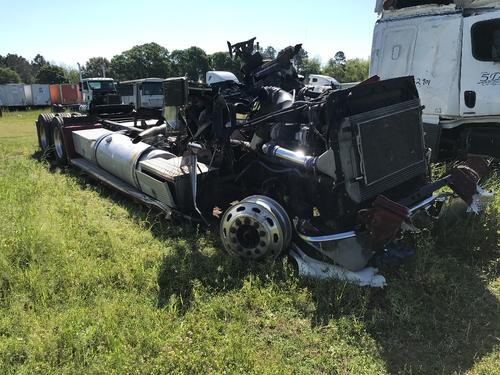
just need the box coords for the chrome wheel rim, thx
[220,196,291,260]
[40,125,48,149]
[54,128,64,159]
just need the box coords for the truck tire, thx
[51,115,69,165]
[36,113,55,154]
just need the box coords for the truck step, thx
[70,157,173,217]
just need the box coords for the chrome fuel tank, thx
[94,133,152,189]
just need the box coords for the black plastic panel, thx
[350,99,427,200]
[163,78,188,107]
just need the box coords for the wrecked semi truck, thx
[372,0,500,161]
[35,38,492,286]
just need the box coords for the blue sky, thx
[0,0,378,67]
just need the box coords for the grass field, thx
[0,110,499,374]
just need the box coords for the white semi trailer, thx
[30,84,51,106]
[371,0,500,160]
[0,84,30,107]
[0,84,51,107]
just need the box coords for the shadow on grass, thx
[35,153,499,374]
[307,204,499,374]
[155,237,294,312]
[155,193,499,374]
[154,206,499,373]
[30,154,290,313]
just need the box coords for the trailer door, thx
[461,10,500,117]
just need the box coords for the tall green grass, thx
[0,111,498,374]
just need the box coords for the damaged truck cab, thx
[35,38,493,286]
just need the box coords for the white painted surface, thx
[206,71,239,85]
[461,10,500,117]
[30,84,51,106]
[371,11,463,118]
[118,78,164,109]
[0,84,28,106]
[372,6,500,127]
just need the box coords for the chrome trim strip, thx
[296,193,452,243]
[296,230,357,243]
[409,193,452,214]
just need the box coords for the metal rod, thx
[297,193,452,243]
[296,229,357,243]
[408,193,452,214]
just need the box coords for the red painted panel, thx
[60,84,80,105]
[49,84,61,104]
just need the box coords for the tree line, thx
[0,43,369,85]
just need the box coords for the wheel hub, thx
[220,195,291,260]
[236,224,261,249]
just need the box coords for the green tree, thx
[61,66,80,84]
[31,54,48,75]
[322,59,344,81]
[3,54,34,83]
[323,58,369,83]
[35,64,68,84]
[110,43,170,80]
[209,52,241,78]
[83,57,111,78]
[299,57,322,77]
[0,67,21,84]
[262,46,277,60]
[170,47,209,81]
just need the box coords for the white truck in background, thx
[206,71,240,85]
[117,78,165,110]
[80,78,117,105]
[71,77,128,115]
[307,74,341,93]
[371,0,500,160]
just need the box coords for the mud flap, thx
[357,195,410,247]
[448,160,494,213]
